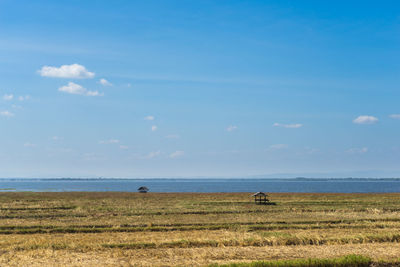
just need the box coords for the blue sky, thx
[0,0,399,178]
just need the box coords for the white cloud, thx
[226,125,238,132]
[86,90,103,96]
[39,64,95,79]
[269,144,288,150]
[3,94,13,101]
[59,82,85,95]
[346,147,368,154]
[99,139,120,144]
[353,115,378,124]
[143,151,161,159]
[52,136,63,141]
[0,111,14,117]
[18,95,30,101]
[169,150,185,158]
[59,82,103,96]
[273,123,303,128]
[151,125,158,131]
[165,134,180,139]
[99,78,112,86]
[389,114,400,119]
[144,115,155,121]
[24,142,36,147]
[11,104,23,109]
[119,145,129,150]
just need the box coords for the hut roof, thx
[138,186,149,191]
[252,192,267,196]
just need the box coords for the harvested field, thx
[1,192,400,266]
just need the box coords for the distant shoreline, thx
[1,177,400,181]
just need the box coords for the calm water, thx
[0,178,400,193]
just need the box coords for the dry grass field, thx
[0,192,400,266]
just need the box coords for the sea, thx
[0,178,400,193]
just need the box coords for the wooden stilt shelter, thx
[252,192,269,205]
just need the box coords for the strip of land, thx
[1,192,400,266]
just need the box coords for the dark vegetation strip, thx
[126,209,276,216]
[6,208,382,218]
[12,234,400,251]
[2,218,400,234]
[101,234,400,249]
[198,200,400,207]
[2,208,400,217]
[0,214,86,219]
[0,206,76,211]
[0,224,113,230]
[208,254,373,267]
[0,224,374,234]
[121,208,400,216]
[2,217,400,230]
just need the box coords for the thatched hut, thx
[138,186,149,193]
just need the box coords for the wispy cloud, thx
[54,148,73,153]
[0,111,14,117]
[269,144,289,150]
[59,82,103,96]
[82,152,106,161]
[353,115,378,124]
[3,94,13,101]
[99,78,112,86]
[142,151,161,159]
[226,125,238,132]
[144,115,155,121]
[346,147,368,154]
[99,139,120,144]
[151,125,158,131]
[86,91,103,96]
[52,136,63,141]
[304,147,319,154]
[18,95,30,101]
[4,94,31,101]
[389,114,400,119]
[119,145,129,150]
[169,150,184,158]
[11,104,23,109]
[39,64,95,79]
[23,142,37,147]
[273,123,303,128]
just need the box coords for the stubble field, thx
[0,192,400,266]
